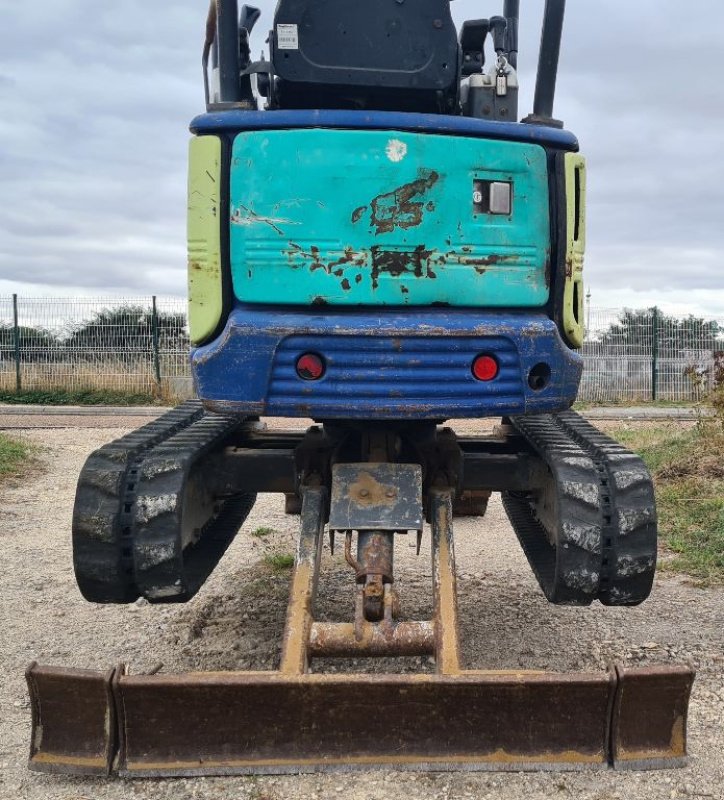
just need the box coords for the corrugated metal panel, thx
[267,334,525,416]
[192,307,583,419]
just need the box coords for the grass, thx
[574,399,698,411]
[0,432,34,483]
[613,418,724,584]
[614,424,700,474]
[251,526,276,538]
[263,553,295,572]
[0,389,159,406]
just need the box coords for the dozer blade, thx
[26,662,694,775]
[26,663,118,776]
[610,664,695,770]
[26,485,694,776]
[115,670,613,774]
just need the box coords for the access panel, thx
[229,129,550,307]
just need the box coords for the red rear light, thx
[472,354,499,382]
[296,353,326,381]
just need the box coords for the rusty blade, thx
[611,664,695,770]
[26,662,118,775]
[115,670,615,775]
[25,662,696,776]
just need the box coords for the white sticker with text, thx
[276,24,299,50]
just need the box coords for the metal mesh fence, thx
[1,297,722,402]
[582,307,724,403]
[0,296,188,395]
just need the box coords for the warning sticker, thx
[276,24,299,50]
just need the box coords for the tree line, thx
[0,305,189,363]
[585,308,723,357]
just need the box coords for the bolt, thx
[359,489,370,498]
[386,490,396,499]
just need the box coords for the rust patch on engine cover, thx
[351,205,367,224]
[370,245,435,289]
[456,253,517,275]
[362,169,439,235]
[286,243,366,276]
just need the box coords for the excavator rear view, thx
[26,0,694,776]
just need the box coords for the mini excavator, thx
[27,0,694,776]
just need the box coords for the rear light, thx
[472,354,499,382]
[296,353,326,381]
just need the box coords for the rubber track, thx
[553,411,657,606]
[72,401,205,603]
[503,412,657,607]
[131,414,256,602]
[502,416,603,605]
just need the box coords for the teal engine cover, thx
[229,129,550,307]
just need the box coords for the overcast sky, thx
[1,0,723,316]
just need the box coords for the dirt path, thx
[1,421,722,800]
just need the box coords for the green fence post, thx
[12,293,21,393]
[151,295,161,386]
[651,306,659,402]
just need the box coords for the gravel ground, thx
[1,419,723,800]
[0,413,161,430]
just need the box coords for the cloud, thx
[0,0,204,297]
[1,0,722,319]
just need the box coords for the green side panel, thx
[188,135,223,345]
[562,153,586,347]
[229,129,550,306]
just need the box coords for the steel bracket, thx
[329,463,423,532]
